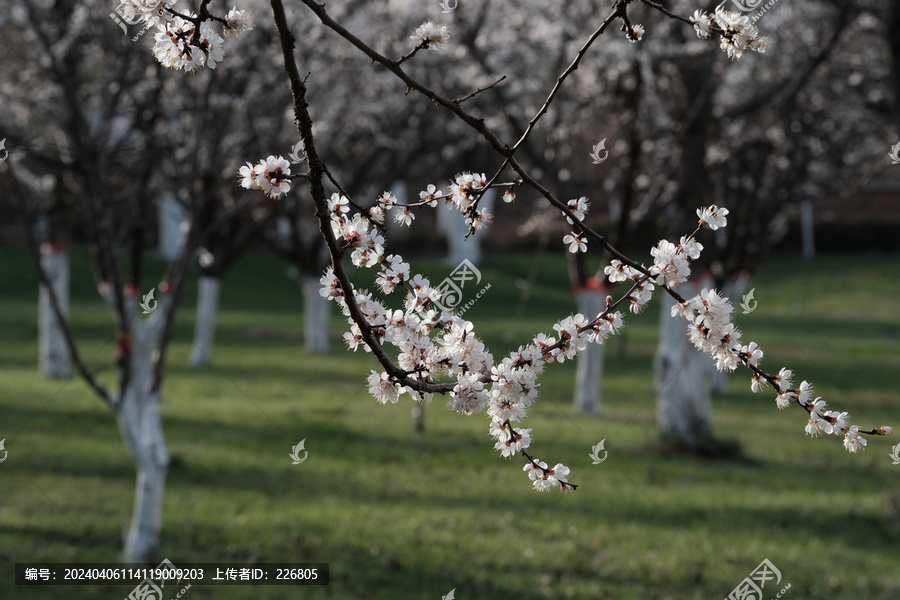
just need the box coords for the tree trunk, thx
[655,281,714,445]
[39,243,70,378]
[189,275,221,367]
[115,299,170,563]
[573,288,607,415]
[302,275,330,353]
[411,405,425,432]
[800,199,815,259]
[157,193,187,261]
[117,390,168,563]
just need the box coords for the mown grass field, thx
[1,246,899,599]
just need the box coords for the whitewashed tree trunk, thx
[103,287,171,563]
[117,334,168,562]
[39,243,70,378]
[189,276,221,367]
[655,282,714,445]
[573,289,607,415]
[302,275,330,353]
[157,194,187,261]
[117,387,168,563]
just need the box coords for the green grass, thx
[1,246,899,599]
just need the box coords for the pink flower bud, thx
[878,425,893,435]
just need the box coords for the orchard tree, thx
[1,0,259,561]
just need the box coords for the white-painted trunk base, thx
[118,389,169,563]
[655,282,714,444]
[116,318,170,563]
[302,276,331,353]
[39,244,70,379]
[189,276,221,367]
[573,290,607,415]
[105,288,172,563]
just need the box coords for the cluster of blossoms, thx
[117,0,253,72]
[237,155,291,198]
[412,21,451,49]
[602,225,705,315]
[153,16,226,71]
[657,208,892,451]
[448,172,493,231]
[304,178,599,491]
[562,196,591,253]
[690,8,769,60]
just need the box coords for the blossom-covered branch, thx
[139,0,890,490]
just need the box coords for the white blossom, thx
[395,207,415,227]
[711,8,768,61]
[690,9,712,39]
[604,259,640,283]
[566,196,590,224]
[696,205,729,230]
[418,184,439,207]
[328,193,350,215]
[448,372,487,415]
[224,7,254,35]
[153,17,225,72]
[649,239,691,286]
[843,425,867,452]
[367,370,399,404]
[563,232,587,254]
[524,460,571,492]
[627,23,644,43]
[448,172,486,212]
[412,21,451,49]
[805,399,831,436]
